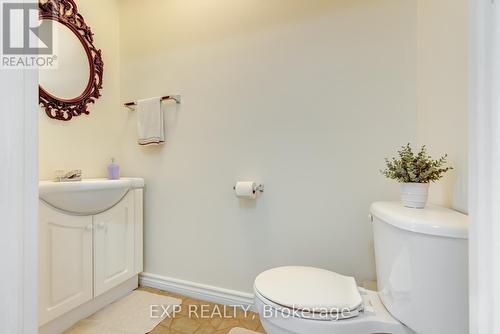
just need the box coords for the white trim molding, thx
[469,0,500,333]
[0,0,39,332]
[140,273,255,309]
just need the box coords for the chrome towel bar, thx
[124,95,181,108]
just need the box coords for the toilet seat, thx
[254,266,414,333]
[254,287,414,334]
[255,288,362,321]
[254,266,363,320]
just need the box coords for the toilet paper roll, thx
[235,181,257,199]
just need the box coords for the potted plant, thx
[381,144,453,209]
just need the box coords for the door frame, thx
[0,0,39,332]
[469,0,500,333]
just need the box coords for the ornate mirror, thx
[39,0,104,121]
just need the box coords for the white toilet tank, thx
[370,202,468,334]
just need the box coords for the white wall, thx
[118,0,418,292]
[38,0,123,180]
[417,0,469,213]
[37,0,469,294]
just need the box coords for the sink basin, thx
[39,178,144,215]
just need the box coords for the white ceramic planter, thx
[400,183,429,209]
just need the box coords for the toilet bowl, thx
[254,202,469,334]
[254,266,414,334]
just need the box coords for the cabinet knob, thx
[97,222,105,229]
[85,224,93,231]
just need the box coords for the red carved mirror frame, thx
[39,0,104,121]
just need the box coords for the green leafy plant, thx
[381,144,453,183]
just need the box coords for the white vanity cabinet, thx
[38,205,94,325]
[93,192,135,297]
[38,178,144,331]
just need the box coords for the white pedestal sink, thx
[39,178,144,215]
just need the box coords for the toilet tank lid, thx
[370,202,468,239]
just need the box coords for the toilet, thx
[254,202,469,334]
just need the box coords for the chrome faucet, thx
[54,169,82,182]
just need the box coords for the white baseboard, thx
[140,272,255,309]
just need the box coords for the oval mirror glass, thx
[39,20,91,100]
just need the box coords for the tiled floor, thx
[141,287,266,334]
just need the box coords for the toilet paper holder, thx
[233,183,265,194]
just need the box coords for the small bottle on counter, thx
[107,158,120,180]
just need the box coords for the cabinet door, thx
[39,202,93,326]
[93,192,135,297]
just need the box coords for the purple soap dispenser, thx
[107,158,120,180]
